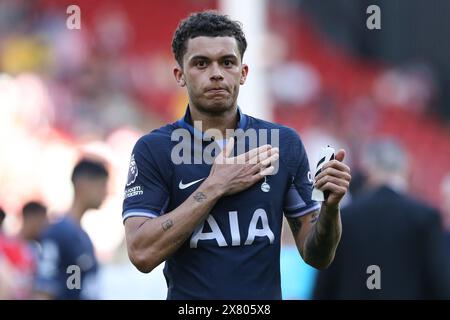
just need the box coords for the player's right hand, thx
[206,137,279,196]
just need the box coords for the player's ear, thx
[173,64,186,87]
[240,64,248,85]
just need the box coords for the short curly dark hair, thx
[172,11,247,67]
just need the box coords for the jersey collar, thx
[177,105,248,140]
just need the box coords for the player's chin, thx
[202,99,234,113]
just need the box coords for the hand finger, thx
[249,153,279,174]
[215,137,234,164]
[247,171,265,186]
[235,144,272,163]
[315,175,350,190]
[258,165,275,177]
[320,183,347,198]
[247,147,279,164]
[322,159,350,174]
[223,137,235,158]
[315,167,351,182]
[335,149,346,162]
[260,152,279,167]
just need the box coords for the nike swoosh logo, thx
[179,178,206,190]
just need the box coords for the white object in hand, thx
[312,145,335,202]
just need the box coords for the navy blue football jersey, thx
[35,216,99,299]
[123,107,319,299]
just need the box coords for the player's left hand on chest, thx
[313,149,351,207]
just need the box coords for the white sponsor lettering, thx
[124,185,143,199]
[190,209,274,248]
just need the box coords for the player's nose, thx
[209,62,224,81]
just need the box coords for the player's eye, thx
[223,59,234,67]
[195,60,207,68]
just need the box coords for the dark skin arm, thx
[287,149,351,270]
[125,138,279,273]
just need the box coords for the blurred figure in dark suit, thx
[313,139,450,299]
[440,174,450,269]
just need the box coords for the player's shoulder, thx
[247,116,307,172]
[400,192,441,223]
[247,116,303,143]
[247,116,305,156]
[41,217,76,244]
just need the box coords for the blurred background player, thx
[20,201,48,243]
[0,207,12,298]
[313,139,450,299]
[20,201,49,292]
[34,159,108,300]
[0,206,35,299]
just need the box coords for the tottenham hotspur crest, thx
[126,154,138,186]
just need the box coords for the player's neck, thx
[189,105,238,138]
[68,201,87,225]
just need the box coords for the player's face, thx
[24,213,48,240]
[175,36,248,115]
[86,177,108,209]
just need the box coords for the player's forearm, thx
[127,178,223,272]
[303,205,342,270]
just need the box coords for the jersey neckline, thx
[176,105,249,140]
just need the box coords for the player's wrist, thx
[322,202,340,217]
[201,177,226,200]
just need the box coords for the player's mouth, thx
[205,87,229,95]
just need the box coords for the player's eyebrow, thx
[188,55,210,63]
[189,54,238,62]
[220,54,238,61]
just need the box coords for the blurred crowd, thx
[1,0,450,299]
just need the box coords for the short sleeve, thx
[282,132,320,218]
[122,136,171,222]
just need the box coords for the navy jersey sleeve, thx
[122,136,171,222]
[282,130,320,218]
[34,231,62,297]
